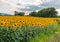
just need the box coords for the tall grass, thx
[0,24,57,42]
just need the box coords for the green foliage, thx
[0,24,57,42]
[29,7,58,17]
[37,7,58,17]
[56,19,60,24]
[14,11,25,16]
[29,11,37,16]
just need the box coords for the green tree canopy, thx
[29,11,37,16]
[37,7,58,17]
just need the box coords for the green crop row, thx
[0,24,57,42]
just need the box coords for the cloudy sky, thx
[0,0,60,15]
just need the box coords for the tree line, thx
[14,7,58,17]
[0,7,59,17]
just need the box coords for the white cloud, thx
[56,9,60,16]
[19,0,52,6]
[0,0,58,15]
[0,0,16,14]
[19,0,42,5]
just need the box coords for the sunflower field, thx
[0,16,59,42]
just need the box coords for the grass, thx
[47,19,60,42]
[53,21,60,42]
[25,18,60,42]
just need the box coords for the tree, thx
[14,11,25,16]
[29,11,37,16]
[14,11,18,16]
[37,7,58,17]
